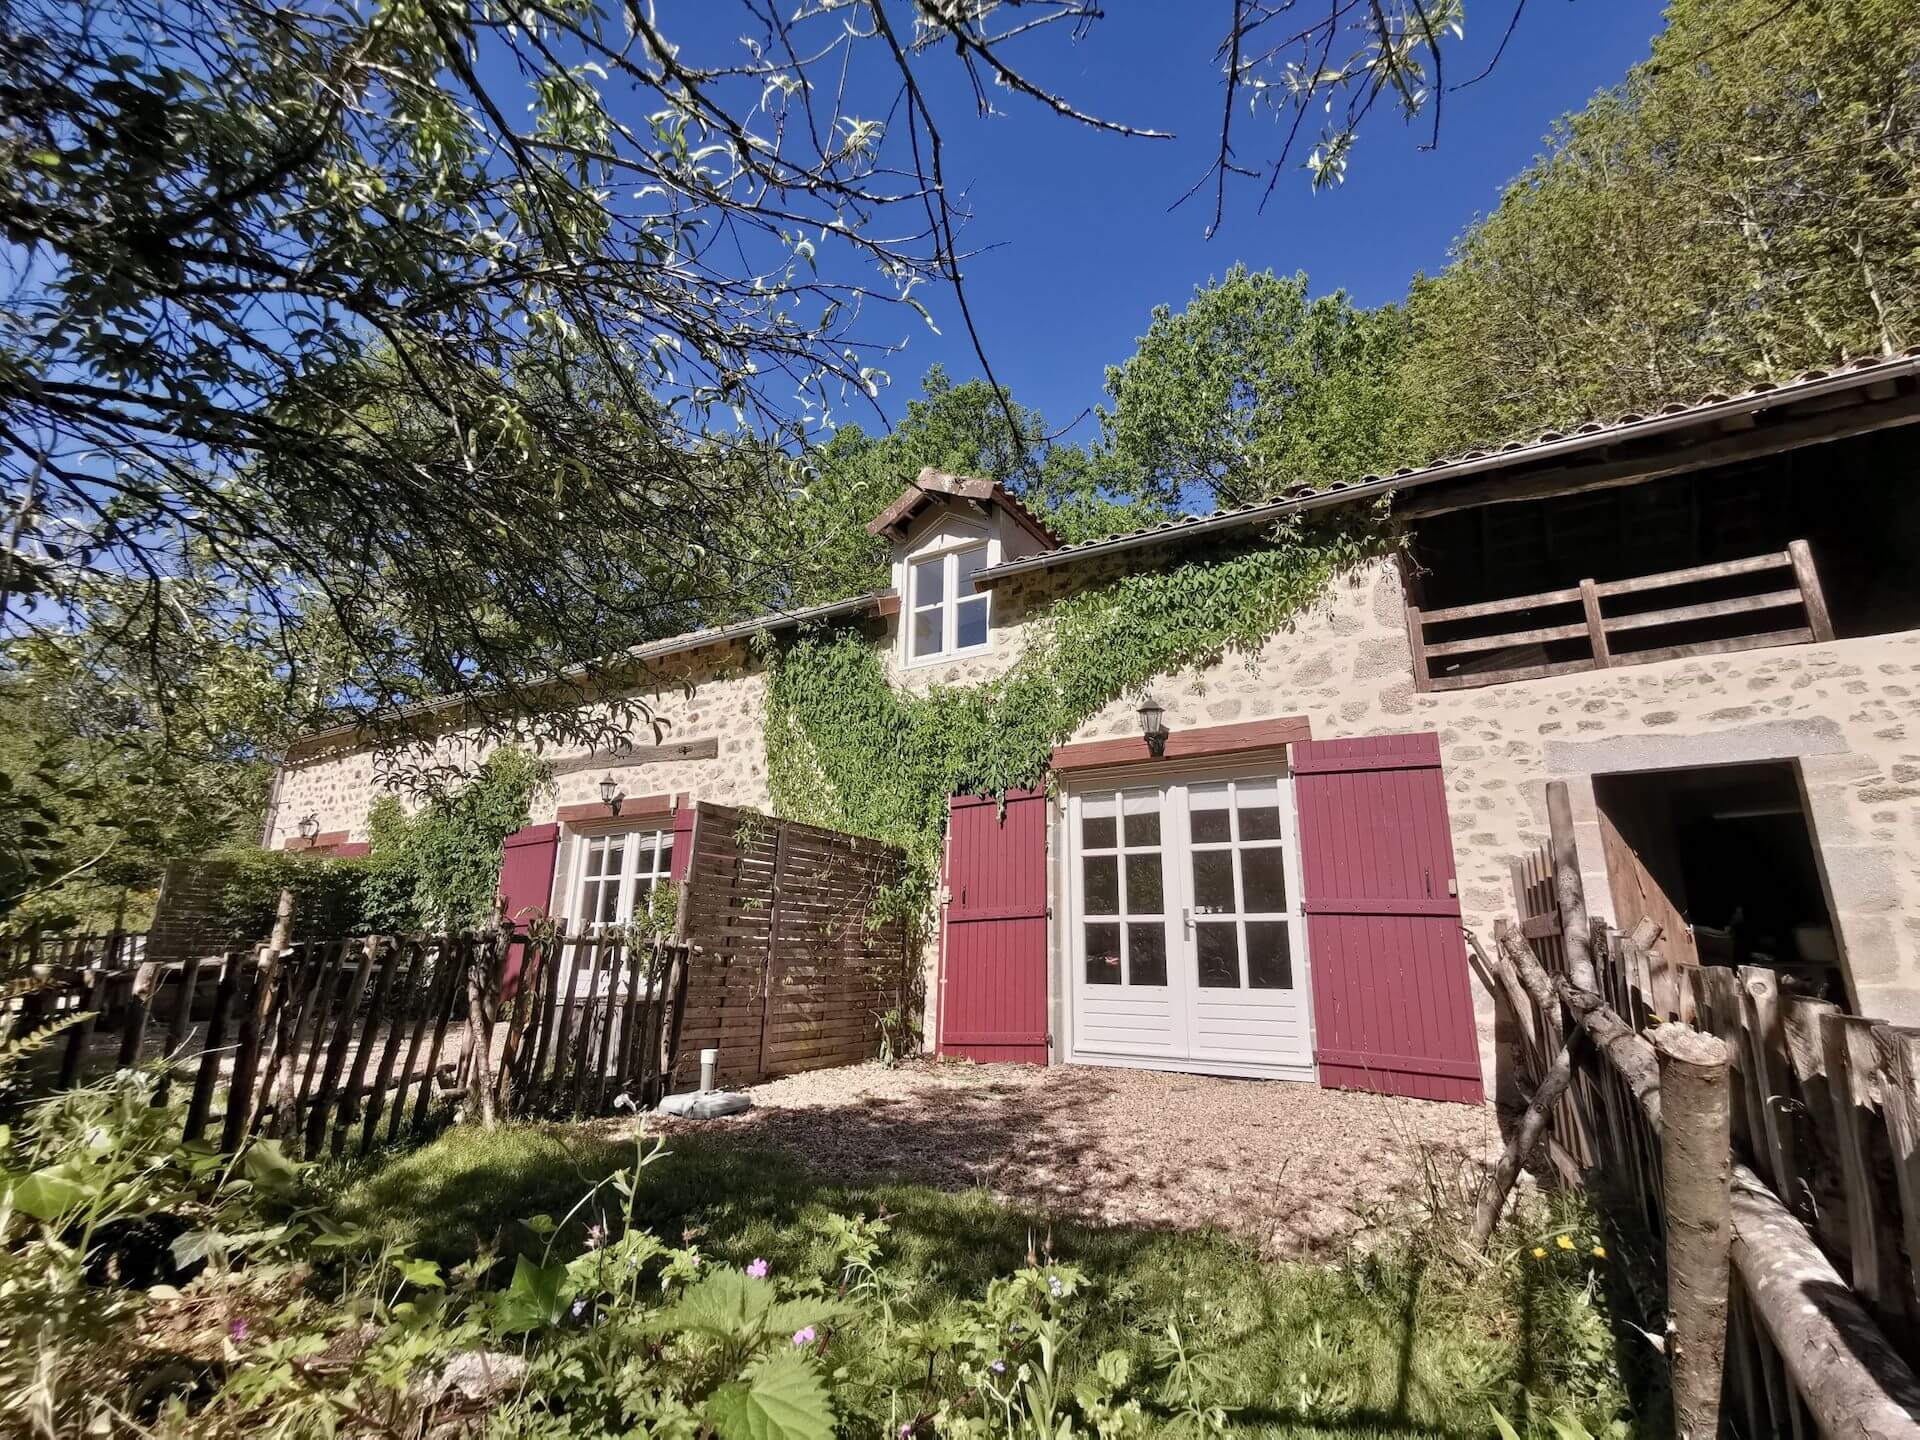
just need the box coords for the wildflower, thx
[747,1258,769,1279]
[990,1360,1006,1374]
[689,1254,701,1268]
[229,1318,251,1341]
[1592,1245,1607,1259]
[1531,1247,1547,1259]
[1047,1275,1063,1297]
[900,1426,913,1439]
[586,1224,607,1250]
[792,1326,817,1347]
[572,1299,588,1319]
[1555,1235,1575,1251]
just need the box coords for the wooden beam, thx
[555,791,677,826]
[549,739,719,777]
[1423,620,1590,657]
[1050,715,1312,774]
[1787,539,1835,643]
[1397,390,1920,520]
[1592,551,1789,597]
[1579,578,1612,668]
[1404,605,1432,692]
[1604,588,1804,634]
[1418,585,1582,624]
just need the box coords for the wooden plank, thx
[1418,585,1583,623]
[1787,538,1835,643]
[411,937,467,1134]
[181,955,237,1145]
[1868,1024,1920,1325]
[589,936,625,1113]
[305,939,377,1154]
[389,938,449,1143]
[1738,967,1802,1218]
[334,938,401,1155]
[153,954,204,1105]
[566,936,607,1116]
[1427,657,1599,691]
[293,941,350,1123]
[547,738,719,776]
[221,960,274,1155]
[1781,996,1849,1261]
[1405,620,1593,658]
[1049,715,1311,773]
[115,961,160,1069]
[1603,587,1804,633]
[1820,1012,1908,1331]
[1405,605,1432,692]
[361,939,424,1150]
[1591,550,1790,596]
[1613,626,1814,666]
[1579,578,1612,668]
[57,969,105,1090]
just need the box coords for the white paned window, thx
[908,542,991,661]
[574,829,674,929]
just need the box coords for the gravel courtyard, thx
[652,1058,1505,1258]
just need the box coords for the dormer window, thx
[909,542,991,660]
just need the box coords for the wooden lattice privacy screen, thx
[675,802,913,1091]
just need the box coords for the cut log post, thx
[1781,996,1849,1261]
[465,931,498,1129]
[1654,1025,1732,1440]
[1466,927,1545,1085]
[1545,781,1598,992]
[1729,1160,1920,1438]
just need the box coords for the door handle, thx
[1181,906,1193,937]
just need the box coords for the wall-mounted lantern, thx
[1138,696,1168,759]
[297,813,320,843]
[598,774,623,815]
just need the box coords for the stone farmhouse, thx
[264,351,1920,1104]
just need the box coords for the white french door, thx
[1066,771,1313,1079]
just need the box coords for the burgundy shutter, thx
[938,789,1049,1063]
[668,796,696,882]
[1293,732,1484,1104]
[496,822,560,999]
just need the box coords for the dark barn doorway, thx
[1594,762,1848,1007]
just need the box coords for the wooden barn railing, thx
[1408,540,1835,692]
[1474,782,1920,1438]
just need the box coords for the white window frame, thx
[570,827,674,930]
[906,541,991,665]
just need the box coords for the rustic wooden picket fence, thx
[1483,782,1920,1437]
[1,928,692,1159]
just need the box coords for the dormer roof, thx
[866,466,1060,550]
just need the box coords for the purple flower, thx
[1047,1276,1064,1297]
[229,1318,250,1340]
[572,1299,588,1319]
[586,1224,607,1250]
[899,1425,914,1439]
[747,1258,769,1279]
[990,1360,1006,1374]
[792,1326,817,1347]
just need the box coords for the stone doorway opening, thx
[1594,761,1848,1008]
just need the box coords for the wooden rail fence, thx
[1478,781,1920,1437]
[2,929,694,1158]
[1409,540,1834,692]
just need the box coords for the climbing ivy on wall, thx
[762,512,1391,919]
[361,746,553,931]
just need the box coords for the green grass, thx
[342,1123,1661,1439]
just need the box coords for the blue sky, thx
[862,2,1671,444]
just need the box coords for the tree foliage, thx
[1101,268,1412,512]
[1399,0,1920,456]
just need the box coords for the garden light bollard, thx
[700,1047,718,1092]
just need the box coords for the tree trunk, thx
[465,933,498,1129]
[1655,1025,1732,1440]
[1470,1030,1588,1247]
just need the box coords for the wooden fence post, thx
[466,931,498,1129]
[1654,1025,1732,1440]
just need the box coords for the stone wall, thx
[266,640,776,849]
[268,545,1920,1096]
